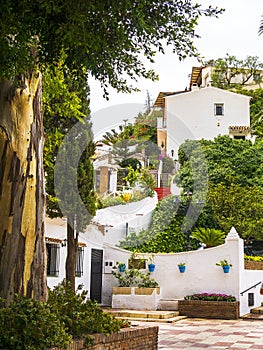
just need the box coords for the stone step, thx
[157,298,180,311]
[242,313,263,320]
[115,315,187,323]
[251,306,263,314]
[108,309,179,320]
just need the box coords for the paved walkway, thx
[131,318,263,349]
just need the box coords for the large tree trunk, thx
[0,73,47,304]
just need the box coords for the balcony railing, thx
[157,116,167,129]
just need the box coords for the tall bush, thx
[0,296,72,350]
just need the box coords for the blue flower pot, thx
[148,263,156,272]
[119,265,126,272]
[178,265,186,273]
[222,265,230,273]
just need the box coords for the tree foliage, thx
[0,1,223,94]
[209,54,263,89]
[43,58,96,290]
[176,136,263,190]
[43,61,96,229]
[0,0,223,301]
[209,183,263,239]
[175,136,263,239]
[43,57,94,220]
[100,104,161,169]
[207,54,263,136]
[138,220,187,253]
[233,87,263,137]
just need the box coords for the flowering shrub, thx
[184,293,236,302]
[244,255,263,262]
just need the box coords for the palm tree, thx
[191,228,226,248]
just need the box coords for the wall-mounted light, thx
[61,239,67,247]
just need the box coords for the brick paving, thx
[131,318,263,349]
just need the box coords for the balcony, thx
[157,116,167,129]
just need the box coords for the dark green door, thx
[90,249,103,302]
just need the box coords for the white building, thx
[156,86,252,158]
[45,195,158,302]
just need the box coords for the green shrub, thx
[0,296,72,350]
[112,266,143,287]
[48,280,122,339]
[0,281,126,349]
[138,273,159,288]
[112,255,158,288]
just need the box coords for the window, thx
[214,103,224,116]
[46,243,60,277]
[128,258,146,269]
[248,293,254,307]
[76,246,84,277]
[233,135,245,140]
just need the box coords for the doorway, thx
[90,248,103,302]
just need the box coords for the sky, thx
[90,0,263,140]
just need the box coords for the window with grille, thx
[76,246,84,277]
[46,243,60,277]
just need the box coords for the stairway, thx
[154,187,171,201]
[242,304,263,320]
[106,309,187,323]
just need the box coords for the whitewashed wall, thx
[165,86,251,156]
[45,217,101,293]
[103,228,263,316]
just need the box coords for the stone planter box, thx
[112,287,161,310]
[49,325,158,350]
[245,260,263,270]
[178,300,240,320]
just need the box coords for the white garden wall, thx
[103,227,263,316]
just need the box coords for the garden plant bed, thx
[178,300,240,319]
[245,260,263,270]
[112,287,161,310]
[48,325,158,350]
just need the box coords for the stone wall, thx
[178,300,240,320]
[49,326,158,350]
[245,260,263,270]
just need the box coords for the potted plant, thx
[178,262,186,273]
[148,254,156,273]
[216,259,232,273]
[111,258,160,310]
[114,261,126,272]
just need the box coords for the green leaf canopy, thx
[0,0,223,93]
